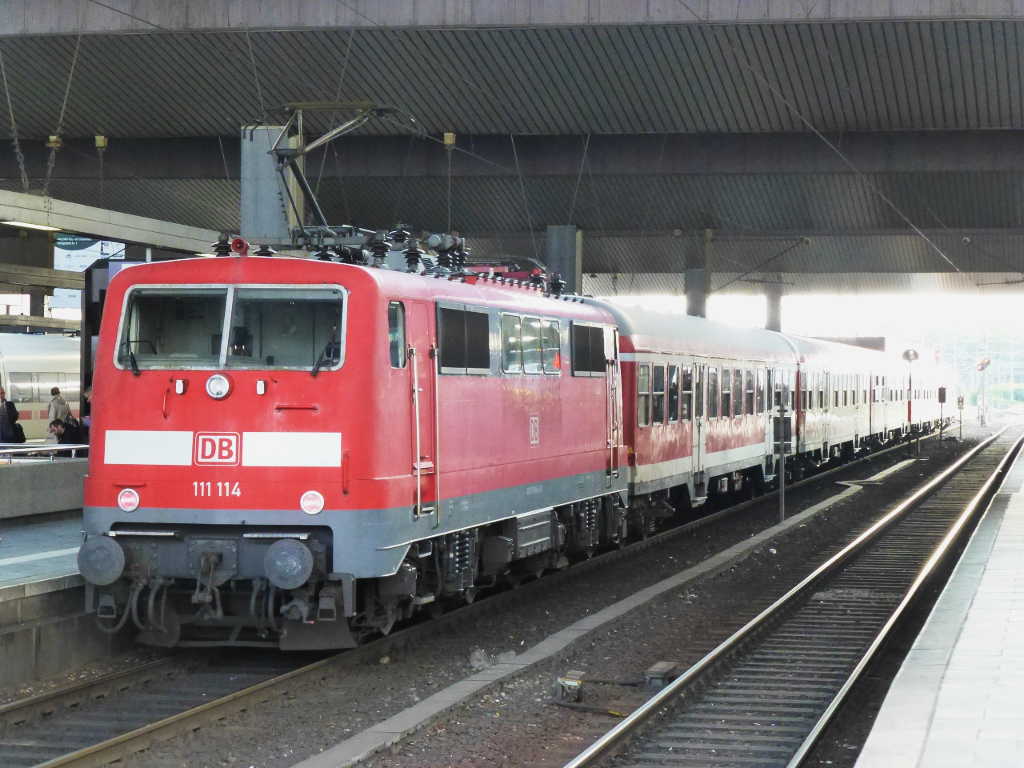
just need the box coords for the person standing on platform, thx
[0,386,24,443]
[48,386,71,424]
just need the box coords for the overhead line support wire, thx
[0,46,29,192]
[315,28,356,197]
[510,134,541,263]
[84,0,169,31]
[672,0,961,274]
[567,134,590,223]
[43,32,83,198]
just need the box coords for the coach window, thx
[720,369,731,417]
[522,317,543,374]
[8,372,35,402]
[744,370,754,414]
[756,369,765,413]
[668,365,680,421]
[652,365,666,423]
[541,320,561,374]
[818,374,825,409]
[681,367,693,420]
[387,302,406,368]
[637,364,651,427]
[439,307,491,375]
[571,323,606,377]
[708,367,719,418]
[501,314,523,373]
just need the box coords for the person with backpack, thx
[0,386,25,443]
[48,386,71,424]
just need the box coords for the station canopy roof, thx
[2,2,1024,294]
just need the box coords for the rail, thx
[563,427,1013,768]
[0,443,89,462]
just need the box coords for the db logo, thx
[194,433,240,466]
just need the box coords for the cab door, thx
[402,300,437,518]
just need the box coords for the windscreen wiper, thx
[311,338,338,377]
[311,350,326,378]
[124,344,141,376]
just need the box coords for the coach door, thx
[691,361,706,488]
[403,300,438,522]
[604,327,621,485]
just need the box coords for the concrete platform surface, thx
[856,446,1024,768]
[0,511,82,589]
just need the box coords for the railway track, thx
[0,428,962,768]
[565,427,1020,768]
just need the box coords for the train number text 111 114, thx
[192,481,242,497]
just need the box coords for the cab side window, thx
[501,314,523,373]
[522,317,542,374]
[439,307,490,375]
[571,323,606,376]
[541,320,561,374]
[387,302,406,368]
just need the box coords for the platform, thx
[0,511,131,688]
[0,457,86,520]
[856,446,1024,767]
[0,511,82,589]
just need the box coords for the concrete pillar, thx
[685,229,711,317]
[28,288,45,317]
[765,283,783,332]
[545,225,582,293]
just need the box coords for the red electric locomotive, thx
[77,245,951,649]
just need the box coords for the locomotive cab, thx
[80,257,371,648]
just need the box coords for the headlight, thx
[205,374,231,399]
[300,490,325,515]
[117,488,140,512]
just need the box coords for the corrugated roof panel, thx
[4,20,1024,138]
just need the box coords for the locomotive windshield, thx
[117,285,345,371]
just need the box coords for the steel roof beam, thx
[0,190,221,254]
[2,1,1020,37]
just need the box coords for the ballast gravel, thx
[119,428,984,768]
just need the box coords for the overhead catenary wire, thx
[0,46,29,193]
[711,237,809,294]
[217,136,231,182]
[673,0,961,274]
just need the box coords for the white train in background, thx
[0,333,81,440]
